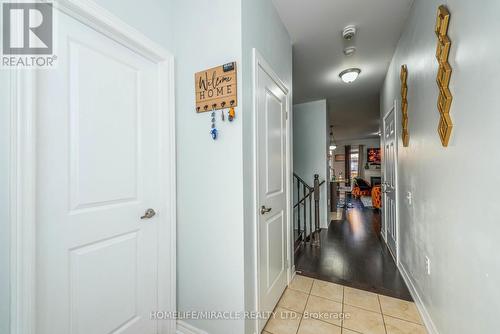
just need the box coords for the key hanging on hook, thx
[221,101,226,122]
[228,100,235,122]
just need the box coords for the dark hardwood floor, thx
[295,196,412,301]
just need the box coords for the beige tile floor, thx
[263,275,427,334]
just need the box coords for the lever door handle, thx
[141,208,156,219]
[260,206,272,215]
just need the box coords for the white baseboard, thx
[398,263,439,334]
[177,320,208,334]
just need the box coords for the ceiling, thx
[272,0,414,141]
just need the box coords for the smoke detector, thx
[343,46,356,56]
[342,25,357,40]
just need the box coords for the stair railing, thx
[293,173,325,249]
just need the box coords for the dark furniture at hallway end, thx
[371,176,382,186]
[352,177,372,198]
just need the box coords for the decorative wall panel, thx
[435,5,453,146]
[400,64,409,147]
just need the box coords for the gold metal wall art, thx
[435,5,453,147]
[400,64,409,147]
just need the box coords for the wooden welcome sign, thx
[195,62,238,113]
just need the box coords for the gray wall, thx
[0,68,11,334]
[293,100,328,228]
[241,0,293,332]
[380,0,500,333]
[94,0,173,48]
[172,1,245,333]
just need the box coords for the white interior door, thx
[256,53,289,331]
[383,106,398,261]
[35,10,168,334]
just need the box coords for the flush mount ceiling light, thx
[339,68,361,83]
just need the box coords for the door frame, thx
[8,1,176,333]
[252,48,292,331]
[382,100,399,265]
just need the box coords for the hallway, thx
[295,198,411,301]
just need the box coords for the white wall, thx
[380,0,500,333]
[293,100,328,228]
[241,1,293,333]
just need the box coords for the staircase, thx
[293,173,325,252]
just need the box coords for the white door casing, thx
[8,1,176,334]
[254,49,290,332]
[382,102,398,263]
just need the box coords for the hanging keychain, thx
[228,100,235,122]
[210,104,218,140]
[221,101,226,121]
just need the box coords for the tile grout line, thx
[279,280,343,331]
[342,288,366,334]
[342,301,382,314]
[307,279,346,332]
[343,327,364,334]
[293,279,313,334]
[378,294,389,334]
[305,278,346,331]
[266,284,293,334]
[382,314,426,327]
[377,294,425,326]
[342,294,385,334]
[341,285,345,331]
[307,279,344,331]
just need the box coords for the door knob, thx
[260,206,272,215]
[141,208,156,219]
